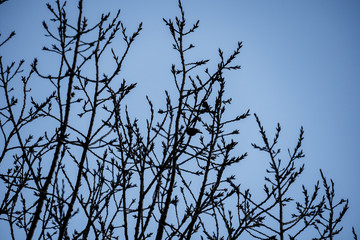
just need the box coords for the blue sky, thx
[1,0,359,238]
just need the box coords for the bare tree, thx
[0,0,354,239]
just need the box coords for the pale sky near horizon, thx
[1,0,359,238]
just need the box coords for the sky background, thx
[1,0,359,238]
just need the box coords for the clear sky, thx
[1,0,359,238]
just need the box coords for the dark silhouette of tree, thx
[0,0,356,239]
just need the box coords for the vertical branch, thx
[155,1,187,238]
[27,1,84,239]
[353,227,358,240]
[313,170,349,240]
[250,114,324,240]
